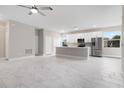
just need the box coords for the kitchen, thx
[56,26,121,59]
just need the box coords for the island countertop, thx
[56,47,89,59]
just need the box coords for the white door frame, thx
[0,20,9,60]
[5,21,9,60]
[0,20,10,60]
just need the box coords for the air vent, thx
[25,49,32,55]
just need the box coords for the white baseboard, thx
[0,58,6,61]
[7,55,35,61]
[103,55,121,59]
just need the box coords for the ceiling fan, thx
[18,5,53,16]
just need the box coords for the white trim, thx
[5,21,10,59]
[8,55,35,61]
[103,55,121,59]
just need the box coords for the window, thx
[103,31,121,48]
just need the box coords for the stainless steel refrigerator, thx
[91,37,102,57]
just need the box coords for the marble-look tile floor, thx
[0,56,124,88]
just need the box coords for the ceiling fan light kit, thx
[18,5,53,16]
[30,8,38,14]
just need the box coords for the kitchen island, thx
[56,47,89,59]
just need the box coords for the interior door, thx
[45,36,53,55]
[53,37,61,55]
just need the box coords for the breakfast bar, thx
[56,47,89,59]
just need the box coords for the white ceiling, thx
[0,5,122,32]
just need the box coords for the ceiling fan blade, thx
[39,7,53,11]
[18,5,32,9]
[38,11,46,16]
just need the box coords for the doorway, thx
[45,35,53,55]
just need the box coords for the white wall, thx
[4,20,60,58]
[8,20,35,58]
[122,6,124,71]
[103,48,121,57]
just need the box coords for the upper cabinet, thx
[64,31,103,43]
